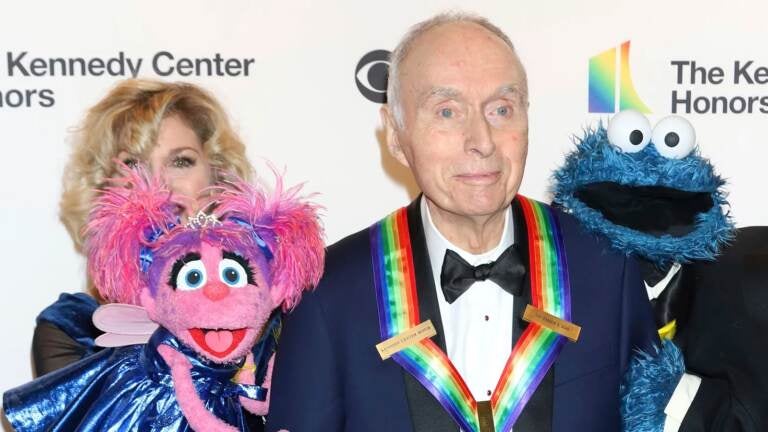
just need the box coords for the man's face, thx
[384,22,528,220]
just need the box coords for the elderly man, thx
[267,12,656,432]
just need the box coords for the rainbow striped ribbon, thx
[370,196,571,432]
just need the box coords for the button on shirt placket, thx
[422,198,515,403]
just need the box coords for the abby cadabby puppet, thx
[2,167,324,431]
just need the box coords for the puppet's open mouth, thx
[574,182,714,237]
[188,328,247,358]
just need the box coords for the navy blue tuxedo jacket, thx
[267,198,657,432]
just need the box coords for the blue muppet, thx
[553,109,735,431]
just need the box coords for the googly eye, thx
[176,261,207,291]
[607,110,652,153]
[652,115,696,159]
[218,258,248,288]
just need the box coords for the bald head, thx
[386,12,527,129]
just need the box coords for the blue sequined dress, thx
[4,313,279,432]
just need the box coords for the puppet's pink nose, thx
[203,282,230,301]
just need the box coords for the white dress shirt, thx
[421,198,515,402]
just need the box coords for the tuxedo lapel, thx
[646,263,693,333]
[397,197,556,432]
[510,198,554,432]
[403,197,457,432]
[512,197,532,338]
[406,197,447,350]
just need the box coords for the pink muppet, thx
[80,167,324,431]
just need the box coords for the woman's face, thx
[120,115,213,216]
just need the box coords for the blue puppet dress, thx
[3,317,279,432]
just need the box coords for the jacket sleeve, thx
[677,373,760,431]
[265,288,343,432]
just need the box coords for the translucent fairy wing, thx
[93,303,158,334]
[92,303,158,347]
[95,332,156,347]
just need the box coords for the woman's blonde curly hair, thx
[60,79,252,253]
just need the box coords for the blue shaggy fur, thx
[621,341,686,432]
[552,124,734,265]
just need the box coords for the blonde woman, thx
[33,79,252,375]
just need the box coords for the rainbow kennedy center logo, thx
[588,41,651,113]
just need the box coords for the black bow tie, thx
[440,245,526,304]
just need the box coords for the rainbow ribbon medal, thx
[370,196,572,432]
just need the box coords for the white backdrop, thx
[2,0,767,423]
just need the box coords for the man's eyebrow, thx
[488,84,527,102]
[419,87,462,105]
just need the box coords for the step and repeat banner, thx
[2,0,766,406]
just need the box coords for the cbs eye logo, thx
[355,50,390,104]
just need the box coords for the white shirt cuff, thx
[663,372,702,432]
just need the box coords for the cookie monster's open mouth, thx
[574,182,714,237]
[188,328,247,358]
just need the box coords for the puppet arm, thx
[621,342,758,432]
[158,344,239,432]
[236,352,273,415]
[621,340,686,432]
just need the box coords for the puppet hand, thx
[240,353,275,416]
[620,340,686,432]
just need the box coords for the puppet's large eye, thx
[652,115,696,159]
[607,109,652,153]
[219,258,248,288]
[176,261,207,291]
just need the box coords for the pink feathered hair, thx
[85,166,325,310]
[214,171,325,310]
[85,167,179,304]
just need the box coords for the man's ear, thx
[380,104,410,168]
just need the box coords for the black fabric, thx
[680,378,753,432]
[440,245,525,304]
[32,323,87,378]
[32,293,101,377]
[676,226,768,431]
[574,182,713,237]
[642,261,692,329]
[638,259,674,287]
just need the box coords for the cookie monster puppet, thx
[553,110,741,431]
[2,166,324,432]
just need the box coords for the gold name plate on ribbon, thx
[522,304,581,342]
[376,320,437,360]
[477,400,495,432]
